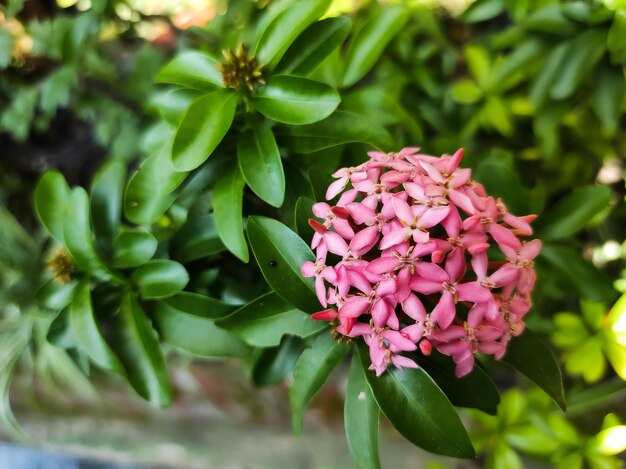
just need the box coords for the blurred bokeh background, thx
[1,0,626,467]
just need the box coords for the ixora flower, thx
[302,148,540,378]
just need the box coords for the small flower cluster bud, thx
[302,148,540,378]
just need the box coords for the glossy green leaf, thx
[294,196,315,242]
[537,185,611,240]
[162,292,236,319]
[218,292,325,348]
[171,89,238,172]
[417,351,500,415]
[111,230,157,268]
[461,0,505,23]
[152,88,203,125]
[237,120,285,208]
[251,75,340,125]
[541,244,616,302]
[36,280,76,311]
[549,29,606,100]
[124,149,187,225]
[131,259,189,300]
[247,216,318,313]
[171,214,225,263]
[345,354,381,469]
[34,170,71,243]
[151,298,250,358]
[276,111,393,153]
[90,160,125,256]
[115,292,171,406]
[47,308,75,349]
[290,332,347,432]
[491,38,545,92]
[155,51,223,91]
[63,188,115,281]
[252,335,305,386]
[357,346,475,458]
[255,0,331,69]
[212,163,248,262]
[277,16,352,75]
[591,62,624,133]
[501,328,566,411]
[341,6,408,87]
[70,281,123,373]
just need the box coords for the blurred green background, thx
[1,0,626,467]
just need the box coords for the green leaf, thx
[417,351,500,415]
[70,281,123,373]
[171,90,238,172]
[341,6,408,87]
[549,29,606,100]
[171,214,225,264]
[63,188,115,281]
[152,88,203,126]
[124,149,187,225]
[491,38,545,92]
[521,6,579,35]
[255,0,331,69]
[465,44,491,88]
[541,244,617,302]
[501,328,566,411]
[536,185,611,240]
[36,280,76,311]
[155,51,223,91]
[357,346,475,458]
[608,10,626,64]
[111,230,157,268]
[529,42,569,108]
[90,160,126,257]
[275,111,393,153]
[294,196,315,242]
[115,292,171,406]
[0,29,14,69]
[212,163,248,262]
[276,16,352,76]
[451,79,484,105]
[34,171,71,243]
[565,337,606,382]
[247,216,318,313]
[252,335,305,386]
[151,298,250,358]
[591,61,624,133]
[345,354,381,469]
[217,292,325,348]
[289,332,347,432]
[161,292,236,319]
[237,120,285,208]
[132,259,189,300]
[461,0,505,23]
[251,75,339,125]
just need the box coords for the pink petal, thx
[420,161,446,183]
[391,355,419,371]
[471,252,488,280]
[334,218,355,240]
[455,354,475,378]
[412,229,430,244]
[326,177,347,200]
[312,202,331,218]
[445,148,464,174]
[402,294,427,321]
[402,323,425,342]
[383,330,417,351]
[520,239,542,261]
[323,231,349,256]
[379,227,410,250]
[419,206,450,229]
[445,248,466,282]
[409,277,444,295]
[367,256,399,275]
[349,225,379,256]
[346,269,372,294]
[339,297,369,318]
[301,261,316,277]
[414,262,448,282]
[376,278,397,298]
[315,276,328,307]
[431,291,456,329]
[448,189,475,215]
[311,309,337,321]
[490,264,519,287]
[403,182,426,201]
[346,202,376,225]
[489,224,522,251]
[371,298,392,327]
[321,266,337,283]
[392,198,415,225]
[457,282,493,303]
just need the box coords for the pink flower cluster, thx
[302,148,540,378]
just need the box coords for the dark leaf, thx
[252,335,306,386]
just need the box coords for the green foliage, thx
[2,0,626,466]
